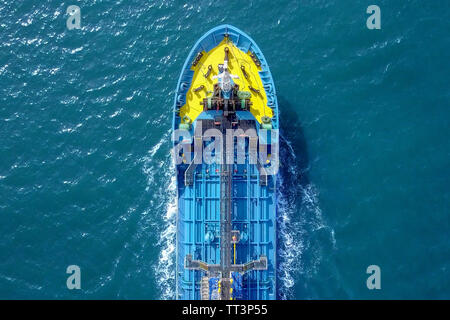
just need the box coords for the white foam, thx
[277,134,335,299]
[141,131,177,299]
[153,157,177,300]
[277,172,304,299]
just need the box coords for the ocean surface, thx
[0,0,449,299]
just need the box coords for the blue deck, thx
[173,25,279,300]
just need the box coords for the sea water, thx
[0,0,449,299]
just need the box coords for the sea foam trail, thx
[153,140,177,300]
[277,183,303,298]
[277,134,335,299]
[142,131,177,300]
[155,171,177,300]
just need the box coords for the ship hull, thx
[172,25,279,300]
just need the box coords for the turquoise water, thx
[0,0,449,299]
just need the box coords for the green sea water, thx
[0,0,449,299]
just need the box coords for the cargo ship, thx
[172,25,278,300]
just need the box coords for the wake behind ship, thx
[172,25,279,300]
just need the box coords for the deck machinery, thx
[173,25,278,300]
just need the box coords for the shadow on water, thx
[276,95,336,299]
[278,95,310,189]
[276,95,311,299]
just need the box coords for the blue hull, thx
[173,25,278,300]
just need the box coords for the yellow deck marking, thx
[179,39,273,125]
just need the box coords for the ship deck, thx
[173,25,278,300]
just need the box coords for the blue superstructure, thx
[173,25,278,300]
